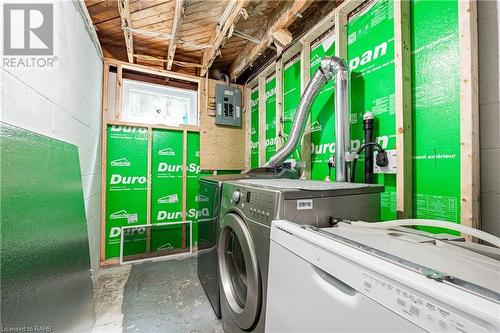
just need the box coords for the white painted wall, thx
[1,1,103,277]
[478,1,500,237]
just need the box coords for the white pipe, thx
[350,219,500,248]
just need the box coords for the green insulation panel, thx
[254,0,461,230]
[411,0,460,233]
[1,122,95,331]
[250,88,259,168]
[265,77,277,161]
[283,58,302,161]
[151,129,184,251]
[310,34,336,180]
[347,0,396,219]
[186,131,214,247]
[106,125,148,259]
[308,0,396,219]
[106,126,242,258]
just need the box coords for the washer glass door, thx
[218,213,261,330]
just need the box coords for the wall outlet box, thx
[374,149,397,174]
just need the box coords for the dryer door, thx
[218,213,261,330]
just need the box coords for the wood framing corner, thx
[100,62,109,264]
[394,0,413,219]
[458,0,480,236]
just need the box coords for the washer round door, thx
[218,213,261,330]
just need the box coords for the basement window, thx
[121,79,198,126]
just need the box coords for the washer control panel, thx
[222,183,280,225]
[231,190,242,204]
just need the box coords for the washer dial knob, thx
[232,190,242,204]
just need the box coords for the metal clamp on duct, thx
[264,56,351,182]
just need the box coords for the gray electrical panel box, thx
[215,84,242,127]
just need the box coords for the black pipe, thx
[350,142,384,182]
[363,112,375,183]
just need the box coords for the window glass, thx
[121,79,198,126]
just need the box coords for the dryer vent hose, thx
[350,219,500,248]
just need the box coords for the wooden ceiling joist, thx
[200,0,249,76]
[117,0,134,63]
[229,0,313,80]
[134,54,203,68]
[166,0,186,70]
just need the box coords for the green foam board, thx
[1,122,94,331]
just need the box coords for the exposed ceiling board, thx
[166,0,186,69]
[229,0,314,79]
[86,0,342,75]
[200,0,249,76]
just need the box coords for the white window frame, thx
[121,79,198,126]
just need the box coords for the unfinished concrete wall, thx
[1,2,103,276]
[478,1,500,237]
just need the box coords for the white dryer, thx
[266,219,500,332]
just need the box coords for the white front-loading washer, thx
[217,179,384,332]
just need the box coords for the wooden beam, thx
[459,0,480,238]
[117,0,134,63]
[104,58,202,84]
[166,0,186,70]
[273,28,293,54]
[114,65,123,120]
[146,127,152,255]
[107,120,199,133]
[200,0,248,76]
[230,0,312,80]
[100,63,109,265]
[275,59,284,150]
[299,42,311,179]
[394,0,413,219]
[244,86,252,170]
[334,11,348,59]
[182,129,188,248]
[258,76,266,166]
[134,54,202,68]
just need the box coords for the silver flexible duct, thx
[265,56,351,182]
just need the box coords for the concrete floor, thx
[93,257,223,333]
[93,264,132,332]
